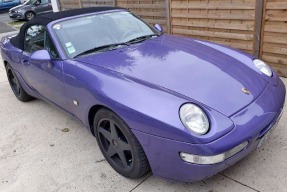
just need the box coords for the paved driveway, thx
[0,12,15,33]
[0,12,10,22]
[0,32,287,192]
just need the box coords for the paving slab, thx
[0,31,18,39]
[0,12,10,22]
[1,77,286,192]
[0,35,286,191]
[0,66,7,83]
[0,82,148,192]
[0,59,4,69]
[221,78,287,192]
[0,22,15,33]
[132,174,256,192]
[134,79,287,192]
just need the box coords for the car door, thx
[22,24,67,109]
[0,0,13,9]
[0,0,3,10]
[34,0,52,15]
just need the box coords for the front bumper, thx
[9,12,25,20]
[132,80,285,182]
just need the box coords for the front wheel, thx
[93,109,150,179]
[5,63,34,102]
[25,11,35,20]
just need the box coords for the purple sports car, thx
[0,7,285,182]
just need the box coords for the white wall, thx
[51,0,60,12]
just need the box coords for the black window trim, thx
[24,24,61,60]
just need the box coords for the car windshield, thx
[24,0,37,5]
[52,11,159,58]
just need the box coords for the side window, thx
[45,33,59,59]
[41,0,49,4]
[24,25,45,53]
[24,25,60,59]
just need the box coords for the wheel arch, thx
[88,104,109,136]
[25,10,36,19]
[25,10,36,15]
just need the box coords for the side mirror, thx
[34,1,40,5]
[30,50,52,66]
[154,24,163,33]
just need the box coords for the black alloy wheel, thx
[94,109,150,178]
[7,66,21,96]
[5,63,34,102]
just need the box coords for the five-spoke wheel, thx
[98,118,133,171]
[94,109,150,178]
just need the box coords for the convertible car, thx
[0,7,285,182]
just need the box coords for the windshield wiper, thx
[125,34,159,44]
[74,34,159,58]
[74,42,129,58]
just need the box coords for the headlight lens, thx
[179,103,209,135]
[253,59,272,77]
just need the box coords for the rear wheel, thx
[93,109,150,179]
[25,11,35,20]
[5,63,34,102]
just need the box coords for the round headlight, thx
[179,103,209,135]
[253,59,272,77]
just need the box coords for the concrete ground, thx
[0,22,15,33]
[0,31,287,192]
[0,12,10,22]
[0,12,15,33]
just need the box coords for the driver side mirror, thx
[34,1,40,5]
[154,24,163,33]
[30,50,52,67]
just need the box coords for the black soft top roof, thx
[11,7,125,50]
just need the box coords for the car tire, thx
[93,108,150,179]
[5,63,34,102]
[25,11,35,21]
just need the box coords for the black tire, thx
[25,11,35,21]
[93,108,150,179]
[5,63,34,102]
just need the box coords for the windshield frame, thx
[48,10,161,60]
[24,0,37,5]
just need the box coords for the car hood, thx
[10,4,30,11]
[75,35,267,116]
